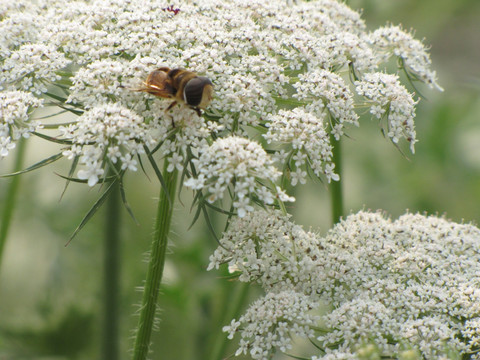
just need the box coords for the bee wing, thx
[137,69,175,99]
[138,83,175,98]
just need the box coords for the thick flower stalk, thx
[210,210,480,359]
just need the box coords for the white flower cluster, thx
[265,108,338,184]
[223,290,319,360]
[184,137,294,217]
[0,44,70,95]
[60,103,157,186]
[209,209,480,359]
[368,25,443,91]
[293,69,359,141]
[0,0,441,174]
[355,72,418,153]
[66,56,167,111]
[0,90,43,157]
[318,211,480,358]
[0,9,40,58]
[207,209,319,288]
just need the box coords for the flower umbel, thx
[0,90,43,158]
[210,210,480,359]
[355,72,418,153]
[368,25,443,91]
[224,290,319,360]
[0,0,441,169]
[185,137,294,217]
[60,103,156,186]
[265,108,338,185]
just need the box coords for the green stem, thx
[0,139,27,272]
[132,162,178,360]
[103,179,121,360]
[209,282,250,360]
[330,135,343,225]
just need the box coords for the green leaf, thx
[32,131,73,145]
[188,194,203,230]
[67,179,117,244]
[119,177,140,226]
[308,338,326,353]
[44,91,68,103]
[44,92,84,116]
[143,145,171,206]
[0,152,64,178]
[55,172,117,184]
[59,155,80,200]
[201,203,219,243]
[283,354,310,360]
[35,109,69,120]
[137,153,151,182]
[203,201,236,216]
[398,57,427,100]
[186,153,221,241]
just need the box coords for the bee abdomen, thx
[184,77,213,107]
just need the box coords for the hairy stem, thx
[330,135,343,225]
[0,139,26,272]
[132,162,178,360]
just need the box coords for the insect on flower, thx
[138,67,214,116]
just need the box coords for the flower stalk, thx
[103,178,121,360]
[329,135,343,225]
[0,139,26,272]
[132,162,178,360]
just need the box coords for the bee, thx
[138,67,214,116]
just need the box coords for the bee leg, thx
[193,107,202,117]
[164,101,177,128]
[165,101,177,112]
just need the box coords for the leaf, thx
[59,155,80,200]
[282,354,310,360]
[119,177,140,226]
[308,337,326,352]
[32,131,73,145]
[137,153,151,182]
[66,179,117,245]
[403,67,426,100]
[44,91,68,103]
[44,92,84,116]
[203,201,236,216]
[398,57,427,100]
[0,152,64,178]
[177,149,195,205]
[187,190,224,243]
[201,203,220,243]
[35,109,69,120]
[55,172,116,184]
[143,145,171,206]
[48,102,84,116]
[188,195,203,230]
[348,61,360,82]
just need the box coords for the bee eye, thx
[183,77,212,106]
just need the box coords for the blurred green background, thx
[0,0,479,359]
